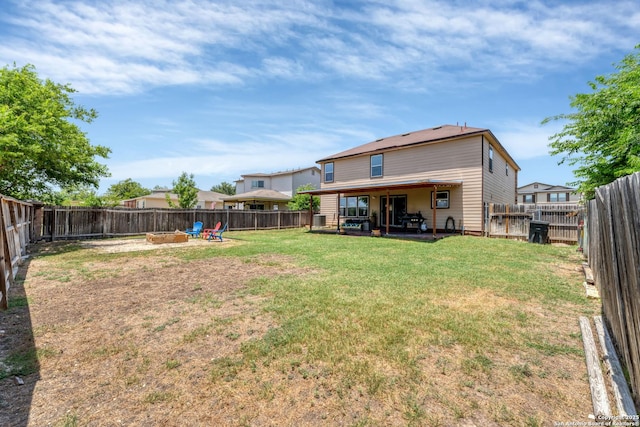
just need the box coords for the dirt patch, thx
[78,235,236,253]
[0,239,297,426]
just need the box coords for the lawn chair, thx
[207,223,227,242]
[202,222,221,240]
[185,221,203,238]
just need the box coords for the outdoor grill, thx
[399,211,425,233]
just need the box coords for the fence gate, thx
[0,195,34,309]
[486,203,583,244]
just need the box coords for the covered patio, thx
[302,179,463,238]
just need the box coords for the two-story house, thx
[223,167,321,210]
[517,182,581,204]
[305,125,520,236]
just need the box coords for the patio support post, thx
[432,185,437,238]
[336,194,340,232]
[385,190,390,236]
[308,195,314,230]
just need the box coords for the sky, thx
[1,0,638,194]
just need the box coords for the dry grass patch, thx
[0,231,602,426]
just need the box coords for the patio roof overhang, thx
[302,179,463,237]
[300,178,463,196]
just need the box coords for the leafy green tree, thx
[0,64,110,200]
[56,184,106,207]
[210,181,236,195]
[171,172,199,208]
[543,46,640,200]
[105,178,150,203]
[287,184,320,211]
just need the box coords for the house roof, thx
[123,189,227,202]
[238,166,321,179]
[517,182,574,192]
[318,124,520,170]
[222,189,292,202]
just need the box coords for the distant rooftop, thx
[238,166,320,179]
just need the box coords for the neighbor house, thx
[224,167,321,210]
[122,188,227,209]
[517,182,581,204]
[305,125,520,235]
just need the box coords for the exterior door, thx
[380,195,407,227]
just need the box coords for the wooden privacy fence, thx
[486,203,583,243]
[587,172,640,408]
[40,207,310,240]
[0,195,35,309]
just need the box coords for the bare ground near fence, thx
[0,237,299,426]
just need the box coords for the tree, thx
[105,179,151,203]
[543,46,640,200]
[210,181,236,195]
[56,184,106,207]
[0,64,110,200]
[171,172,198,208]
[287,184,320,211]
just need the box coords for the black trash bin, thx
[528,220,549,244]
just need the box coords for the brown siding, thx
[319,136,489,233]
[483,140,518,206]
[316,130,522,235]
[319,194,339,227]
[324,136,482,188]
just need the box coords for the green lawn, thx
[8,229,599,426]
[183,229,597,425]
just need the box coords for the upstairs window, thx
[370,154,383,178]
[523,194,535,203]
[251,180,265,188]
[324,162,334,183]
[548,192,569,202]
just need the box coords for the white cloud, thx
[2,0,636,95]
[493,120,564,161]
[107,128,348,183]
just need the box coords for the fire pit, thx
[145,231,189,244]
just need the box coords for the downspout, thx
[385,189,390,235]
[432,185,437,238]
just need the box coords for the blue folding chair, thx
[185,221,203,238]
[208,223,227,242]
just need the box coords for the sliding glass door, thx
[380,195,407,227]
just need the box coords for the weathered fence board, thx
[486,203,583,243]
[588,171,640,409]
[41,207,309,240]
[0,195,34,309]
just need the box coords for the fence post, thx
[505,203,510,237]
[0,200,9,310]
[65,207,70,239]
